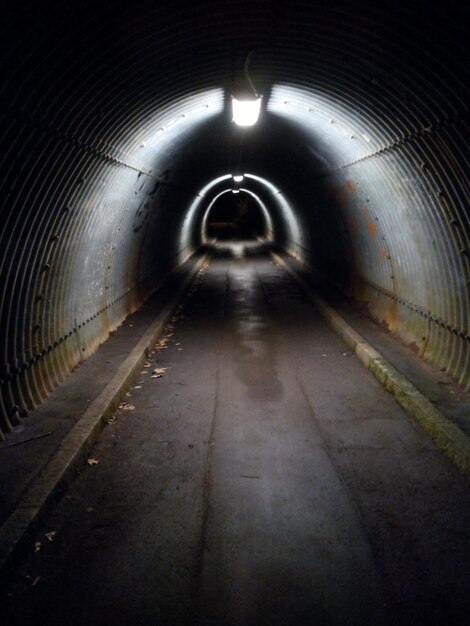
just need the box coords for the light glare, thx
[232,98,262,126]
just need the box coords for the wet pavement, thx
[2,242,470,626]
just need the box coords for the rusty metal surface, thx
[0,0,469,436]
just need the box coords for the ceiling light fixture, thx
[232,189,240,194]
[232,174,244,183]
[232,97,261,126]
[232,51,262,127]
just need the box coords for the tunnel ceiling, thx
[0,0,469,432]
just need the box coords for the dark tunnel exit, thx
[205,190,268,240]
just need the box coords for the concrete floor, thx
[2,242,470,626]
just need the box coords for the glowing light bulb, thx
[232,189,240,194]
[232,97,262,126]
[232,174,244,183]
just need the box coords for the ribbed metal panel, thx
[0,0,468,436]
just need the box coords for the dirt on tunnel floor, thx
[2,241,470,626]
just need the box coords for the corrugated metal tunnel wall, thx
[0,0,468,437]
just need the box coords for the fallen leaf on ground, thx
[45,531,57,542]
[34,542,41,553]
[321,354,327,357]
[119,403,135,411]
[151,374,161,379]
[87,458,100,465]
[32,576,41,586]
[133,385,143,389]
[153,367,167,374]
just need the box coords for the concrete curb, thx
[271,252,470,478]
[0,254,208,579]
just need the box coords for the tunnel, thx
[0,0,468,431]
[0,1,469,624]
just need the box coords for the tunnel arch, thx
[0,0,468,435]
[181,172,300,258]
